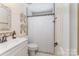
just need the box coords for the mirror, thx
[0,4,11,31]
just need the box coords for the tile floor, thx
[36,52,53,56]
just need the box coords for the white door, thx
[28,15,54,54]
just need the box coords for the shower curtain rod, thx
[27,13,55,17]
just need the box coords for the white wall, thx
[55,3,70,55]
[70,3,77,55]
[27,3,54,16]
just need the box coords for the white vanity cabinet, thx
[0,37,28,56]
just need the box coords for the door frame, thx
[77,3,79,55]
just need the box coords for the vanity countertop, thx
[0,36,28,55]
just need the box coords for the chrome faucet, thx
[0,35,7,43]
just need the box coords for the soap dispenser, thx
[0,37,2,43]
[12,30,16,39]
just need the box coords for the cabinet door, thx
[2,41,28,56]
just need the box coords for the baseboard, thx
[38,50,54,55]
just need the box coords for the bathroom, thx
[0,3,78,56]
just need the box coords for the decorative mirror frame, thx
[0,4,11,31]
